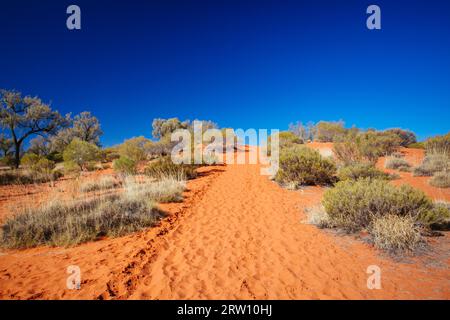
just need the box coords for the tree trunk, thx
[14,142,21,169]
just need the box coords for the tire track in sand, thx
[101,159,449,299]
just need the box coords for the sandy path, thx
[101,161,449,299]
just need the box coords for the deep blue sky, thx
[1,0,449,146]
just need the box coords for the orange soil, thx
[0,147,449,299]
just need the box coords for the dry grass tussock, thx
[0,175,186,248]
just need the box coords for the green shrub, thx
[429,171,450,188]
[369,215,422,253]
[385,157,411,170]
[63,139,100,171]
[20,153,41,169]
[315,121,347,142]
[337,163,390,181]
[275,145,336,187]
[413,154,449,176]
[63,161,81,175]
[113,156,137,175]
[334,131,401,165]
[322,178,440,232]
[385,129,417,147]
[118,136,152,162]
[145,157,198,180]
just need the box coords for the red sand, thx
[0,145,449,299]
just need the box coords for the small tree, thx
[152,118,189,139]
[315,121,347,142]
[49,111,103,153]
[0,90,69,168]
[119,136,153,162]
[385,128,417,147]
[63,139,100,171]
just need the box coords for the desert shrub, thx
[304,206,333,228]
[278,131,303,149]
[0,171,34,185]
[118,136,152,162]
[314,121,347,142]
[385,129,417,147]
[425,132,450,156]
[20,153,40,169]
[102,148,120,162]
[0,155,15,167]
[113,156,137,175]
[80,176,119,193]
[413,154,449,176]
[385,157,411,170]
[369,215,422,253]
[147,135,176,157]
[63,139,100,171]
[337,163,390,181]
[407,142,425,149]
[418,202,450,227]
[275,145,336,187]
[322,178,441,232]
[145,157,198,180]
[63,161,82,175]
[124,176,186,203]
[334,131,401,165]
[429,171,450,188]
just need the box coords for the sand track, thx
[0,154,449,299]
[101,162,449,299]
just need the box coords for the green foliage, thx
[322,178,439,232]
[20,153,41,169]
[314,121,347,142]
[113,156,137,175]
[152,118,189,139]
[145,157,198,180]
[334,131,401,165]
[62,139,100,170]
[118,136,152,162]
[337,163,390,181]
[275,145,336,187]
[385,129,417,147]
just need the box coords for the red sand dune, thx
[0,145,449,299]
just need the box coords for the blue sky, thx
[1,0,449,146]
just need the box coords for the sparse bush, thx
[413,154,448,176]
[275,145,336,187]
[113,156,137,175]
[20,153,41,169]
[145,157,198,180]
[63,161,82,175]
[385,129,417,147]
[63,139,100,171]
[315,121,347,142]
[337,163,390,181]
[80,176,119,193]
[334,131,401,165]
[118,136,152,162]
[369,215,422,253]
[322,178,441,232]
[304,206,333,228]
[425,132,450,156]
[385,157,411,170]
[278,131,304,149]
[429,171,450,188]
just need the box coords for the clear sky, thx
[1,0,449,146]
